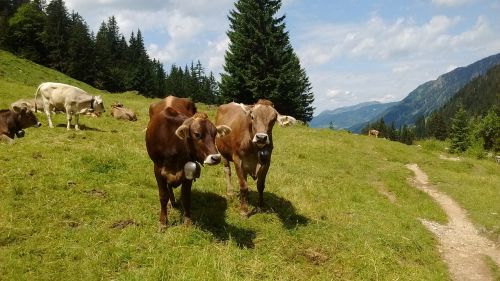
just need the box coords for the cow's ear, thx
[216,125,231,137]
[175,124,189,139]
[11,105,21,113]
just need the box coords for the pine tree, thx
[66,12,95,84]
[449,107,471,153]
[220,0,314,121]
[43,0,71,72]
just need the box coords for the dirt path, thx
[406,164,500,281]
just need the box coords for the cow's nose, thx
[256,133,268,142]
[204,154,221,165]
[210,154,221,163]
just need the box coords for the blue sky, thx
[64,0,500,115]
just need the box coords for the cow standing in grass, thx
[35,82,105,130]
[145,98,231,228]
[215,99,278,215]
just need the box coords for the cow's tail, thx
[34,84,43,113]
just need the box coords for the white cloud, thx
[296,14,489,66]
[431,0,475,7]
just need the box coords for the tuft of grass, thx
[1,49,499,280]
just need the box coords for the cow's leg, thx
[44,107,54,128]
[0,135,14,144]
[233,157,249,216]
[181,180,193,226]
[256,164,270,208]
[167,184,176,207]
[74,114,80,131]
[154,166,169,230]
[222,157,234,197]
[66,112,73,130]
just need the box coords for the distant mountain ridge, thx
[374,53,500,127]
[310,101,397,129]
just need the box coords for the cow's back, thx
[38,82,88,104]
[149,96,196,118]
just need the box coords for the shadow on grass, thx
[247,191,309,229]
[56,124,106,132]
[190,190,256,249]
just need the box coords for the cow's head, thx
[12,106,41,129]
[248,99,278,148]
[175,112,231,165]
[91,96,105,114]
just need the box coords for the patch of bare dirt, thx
[406,163,500,281]
[111,219,139,229]
[303,248,329,265]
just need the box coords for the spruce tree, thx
[66,12,95,84]
[449,107,471,153]
[220,0,314,122]
[43,0,70,72]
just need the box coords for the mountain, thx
[432,63,500,122]
[374,53,500,127]
[310,101,398,129]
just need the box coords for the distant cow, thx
[277,114,297,127]
[111,102,137,121]
[0,106,41,143]
[35,82,105,130]
[215,99,278,215]
[146,98,231,228]
[368,129,379,138]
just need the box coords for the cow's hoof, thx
[158,223,167,232]
[15,130,25,138]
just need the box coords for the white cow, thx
[277,114,297,127]
[35,82,105,130]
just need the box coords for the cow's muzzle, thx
[252,133,269,148]
[35,122,42,128]
[204,154,221,165]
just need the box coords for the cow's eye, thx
[194,132,202,139]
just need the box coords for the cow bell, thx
[258,149,270,164]
[184,161,201,180]
[15,129,25,138]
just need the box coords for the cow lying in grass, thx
[0,106,41,144]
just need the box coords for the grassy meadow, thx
[1,50,499,280]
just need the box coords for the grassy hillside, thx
[1,50,499,280]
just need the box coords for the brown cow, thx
[368,129,379,138]
[0,107,41,143]
[215,99,278,215]
[146,100,231,229]
[111,102,137,121]
[148,95,197,118]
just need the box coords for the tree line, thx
[0,0,221,103]
[1,0,316,121]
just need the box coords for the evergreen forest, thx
[1,0,315,120]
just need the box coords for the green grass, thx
[1,50,499,280]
